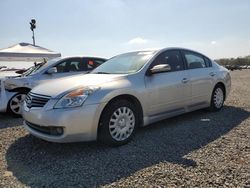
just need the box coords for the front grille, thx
[25,121,63,136]
[25,92,51,108]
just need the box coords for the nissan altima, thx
[22,48,231,146]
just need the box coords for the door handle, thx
[209,72,216,77]
[182,78,189,83]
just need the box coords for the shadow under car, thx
[6,105,250,187]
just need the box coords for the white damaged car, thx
[1,57,106,116]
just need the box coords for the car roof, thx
[133,47,211,61]
[60,56,107,60]
[123,47,209,58]
[157,47,211,59]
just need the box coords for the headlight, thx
[54,87,99,109]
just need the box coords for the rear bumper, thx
[225,72,231,100]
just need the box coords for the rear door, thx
[182,50,214,108]
[145,50,191,116]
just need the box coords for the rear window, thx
[184,51,207,69]
[204,57,212,67]
[86,59,106,70]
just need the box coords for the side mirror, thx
[47,67,57,74]
[149,64,171,75]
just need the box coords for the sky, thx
[1,0,250,60]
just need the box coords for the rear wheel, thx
[98,100,138,146]
[7,92,27,117]
[209,85,225,111]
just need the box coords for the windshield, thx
[22,63,44,76]
[92,51,155,74]
[28,57,61,75]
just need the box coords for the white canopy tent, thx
[0,43,61,112]
[0,42,61,61]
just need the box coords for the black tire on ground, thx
[98,99,139,146]
[7,91,28,117]
[209,84,225,112]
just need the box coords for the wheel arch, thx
[98,94,144,132]
[214,82,226,96]
[9,87,31,93]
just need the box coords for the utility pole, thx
[30,19,36,45]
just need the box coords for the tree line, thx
[215,55,250,66]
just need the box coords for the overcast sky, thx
[1,0,250,59]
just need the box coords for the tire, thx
[98,99,139,146]
[209,85,225,111]
[7,91,28,117]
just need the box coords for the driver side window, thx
[154,50,184,72]
[55,58,82,73]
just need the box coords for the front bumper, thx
[22,101,107,143]
[0,80,16,112]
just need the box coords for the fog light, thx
[50,127,63,136]
[56,128,63,135]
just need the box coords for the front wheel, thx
[98,100,138,146]
[209,85,225,111]
[7,92,28,117]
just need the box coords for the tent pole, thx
[32,30,35,46]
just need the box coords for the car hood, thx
[32,74,125,98]
[4,76,31,89]
[0,71,19,80]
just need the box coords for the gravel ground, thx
[0,70,250,188]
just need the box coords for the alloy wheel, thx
[10,93,26,115]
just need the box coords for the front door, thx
[38,58,84,85]
[145,50,191,116]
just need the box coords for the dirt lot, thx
[0,70,249,188]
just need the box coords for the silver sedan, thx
[22,48,231,146]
